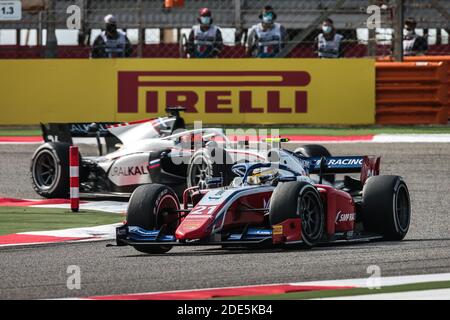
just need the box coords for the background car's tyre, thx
[269,181,324,247]
[294,144,335,184]
[127,184,180,254]
[187,147,233,189]
[30,142,70,198]
[362,175,411,240]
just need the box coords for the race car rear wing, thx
[304,155,381,185]
[41,122,119,141]
[40,122,120,154]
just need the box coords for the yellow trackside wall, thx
[0,59,375,125]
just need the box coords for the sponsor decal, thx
[326,158,363,166]
[148,159,160,169]
[207,189,229,199]
[313,158,363,167]
[272,225,283,235]
[190,205,218,215]
[335,211,356,224]
[111,165,149,176]
[117,71,310,114]
[181,221,205,230]
[0,59,374,125]
[70,123,112,135]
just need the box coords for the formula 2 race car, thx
[115,147,411,253]
[30,107,254,199]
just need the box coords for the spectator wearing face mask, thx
[403,17,428,56]
[315,18,344,58]
[186,8,223,58]
[91,14,132,58]
[246,5,287,58]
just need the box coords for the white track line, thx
[289,273,450,288]
[68,273,450,300]
[31,200,128,214]
[373,134,450,143]
[0,223,123,248]
[304,273,450,300]
[18,223,123,239]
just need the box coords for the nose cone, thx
[175,216,213,240]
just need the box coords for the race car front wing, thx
[115,224,274,247]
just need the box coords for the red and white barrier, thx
[69,146,79,212]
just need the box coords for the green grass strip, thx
[0,206,123,235]
[218,280,450,300]
[0,128,41,136]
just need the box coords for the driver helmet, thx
[247,167,279,185]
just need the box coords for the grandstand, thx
[0,0,449,58]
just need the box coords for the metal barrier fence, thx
[0,0,449,59]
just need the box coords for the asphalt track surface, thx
[0,143,449,299]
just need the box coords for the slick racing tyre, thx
[30,142,70,198]
[269,181,324,247]
[187,147,233,189]
[294,144,335,184]
[362,175,411,240]
[127,184,180,254]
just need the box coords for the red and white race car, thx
[115,147,411,254]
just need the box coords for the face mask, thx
[262,13,274,24]
[322,25,332,34]
[106,24,117,34]
[200,16,211,25]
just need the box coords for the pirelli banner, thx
[0,59,375,125]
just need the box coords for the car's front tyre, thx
[127,184,181,254]
[269,181,325,247]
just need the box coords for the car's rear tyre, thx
[269,181,324,247]
[127,184,180,254]
[294,144,335,184]
[187,147,233,189]
[30,142,70,198]
[362,175,411,240]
